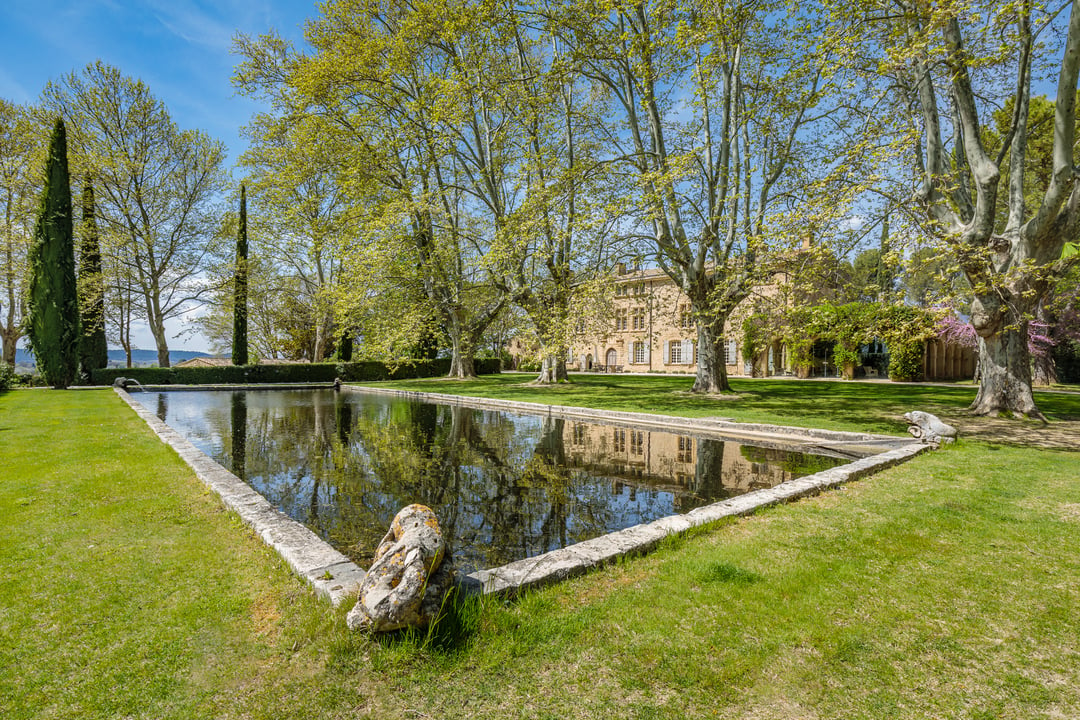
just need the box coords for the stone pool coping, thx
[116,384,931,603]
[115,387,366,606]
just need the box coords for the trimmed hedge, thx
[90,358,501,386]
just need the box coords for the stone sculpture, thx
[347,503,455,632]
[904,411,957,446]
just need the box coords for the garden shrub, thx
[0,363,13,391]
[89,358,501,386]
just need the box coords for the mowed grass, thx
[2,384,1079,719]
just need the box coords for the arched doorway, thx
[585,354,593,371]
[606,348,617,369]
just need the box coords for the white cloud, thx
[839,216,865,232]
[147,0,234,50]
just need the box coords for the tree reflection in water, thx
[142,389,843,573]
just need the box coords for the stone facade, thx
[564,267,786,378]
[508,266,974,382]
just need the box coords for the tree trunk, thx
[693,437,725,497]
[534,353,568,384]
[691,315,733,394]
[1032,354,1058,386]
[1032,302,1058,386]
[970,325,1041,418]
[447,324,477,379]
[1,332,15,367]
[150,315,170,367]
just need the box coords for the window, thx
[613,429,626,453]
[724,339,738,364]
[633,282,646,296]
[614,309,628,331]
[630,430,644,455]
[615,284,628,297]
[669,341,683,365]
[572,423,587,445]
[673,436,691,464]
[679,303,694,328]
[631,307,646,330]
[633,341,648,364]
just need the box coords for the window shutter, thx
[663,340,669,364]
[682,339,693,365]
[644,342,650,363]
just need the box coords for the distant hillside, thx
[13,348,211,370]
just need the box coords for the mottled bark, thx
[534,353,568,384]
[971,329,1039,417]
[691,303,734,393]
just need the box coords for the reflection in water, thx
[230,392,247,481]
[137,389,843,574]
[156,393,168,423]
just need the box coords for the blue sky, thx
[1,1,317,353]
[0,0,313,165]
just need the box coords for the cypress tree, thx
[335,330,353,362]
[78,175,108,378]
[27,118,79,389]
[232,184,248,366]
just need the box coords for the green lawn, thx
[2,383,1079,719]
[365,372,1080,435]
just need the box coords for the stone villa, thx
[506,265,975,381]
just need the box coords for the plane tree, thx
[543,0,861,393]
[849,0,1080,416]
[235,2,519,378]
[0,99,41,368]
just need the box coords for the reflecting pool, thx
[136,389,844,573]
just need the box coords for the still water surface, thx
[136,389,843,573]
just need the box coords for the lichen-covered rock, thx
[904,411,957,446]
[347,504,454,632]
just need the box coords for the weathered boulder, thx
[904,411,957,446]
[347,504,455,632]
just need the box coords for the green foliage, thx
[1,99,41,366]
[0,361,13,391]
[887,342,924,382]
[771,301,935,379]
[77,175,107,377]
[333,331,353,362]
[232,185,249,366]
[89,358,501,386]
[1054,340,1080,383]
[27,118,79,389]
[740,312,772,362]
